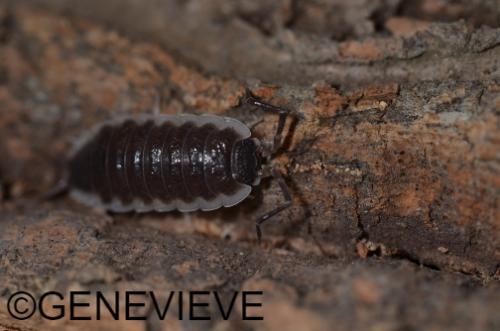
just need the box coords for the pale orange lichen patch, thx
[312,83,347,117]
[296,101,319,121]
[460,114,500,144]
[352,278,381,304]
[312,119,455,220]
[200,82,245,113]
[143,45,245,114]
[453,194,490,227]
[392,187,427,217]
[170,66,212,94]
[287,126,314,152]
[251,85,280,100]
[446,162,474,188]
[287,90,340,151]
[274,154,291,170]
[385,17,431,38]
[139,43,177,76]
[69,67,126,110]
[339,39,382,61]
[29,5,244,117]
[380,120,495,227]
[84,27,130,49]
[444,118,499,228]
[118,52,163,86]
[170,65,244,114]
[39,40,129,112]
[312,120,381,164]
[464,116,500,160]
[310,132,348,161]
[21,5,244,117]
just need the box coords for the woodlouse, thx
[57,93,298,241]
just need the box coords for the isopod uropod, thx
[60,93,298,241]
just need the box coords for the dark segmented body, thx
[68,115,256,212]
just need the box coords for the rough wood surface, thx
[0,1,499,330]
[22,0,500,86]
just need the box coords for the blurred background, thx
[0,1,499,330]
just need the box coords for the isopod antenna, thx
[245,90,298,243]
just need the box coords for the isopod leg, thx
[245,91,292,154]
[255,168,292,243]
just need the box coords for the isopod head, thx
[231,138,262,186]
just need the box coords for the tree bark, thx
[0,1,499,330]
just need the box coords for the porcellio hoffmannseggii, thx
[61,94,298,241]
